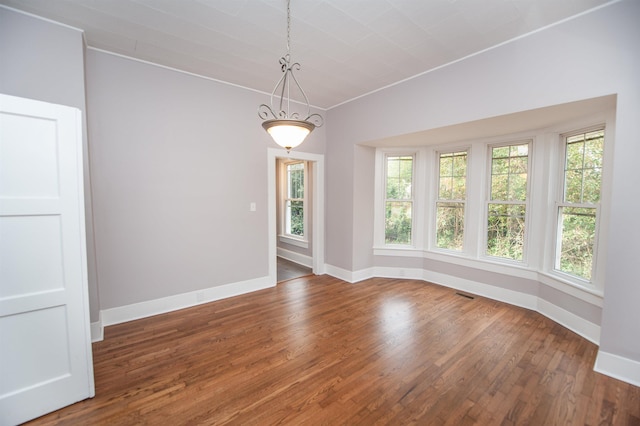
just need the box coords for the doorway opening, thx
[267,148,325,285]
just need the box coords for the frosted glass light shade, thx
[262,119,315,151]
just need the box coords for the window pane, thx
[491,174,508,200]
[436,202,464,251]
[492,146,509,158]
[386,156,412,200]
[453,154,466,177]
[437,151,467,251]
[452,176,466,199]
[487,203,526,261]
[439,156,452,177]
[510,156,527,174]
[563,131,603,205]
[385,201,412,244]
[438,151,466,201]
[584,133,604,169]
[557,207,596,280]
[582,168,602,203]
[285,162,304,237]
[439,177,452,199]
[564,170,583,203]
[566,140,584,170]
[490,143,528,202]
[285,200,304,236]
[508,173,528,201]
[511,144,528,157]
[287,163,304,199]
[492,157,509,175]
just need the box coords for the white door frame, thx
[267,148,325,284]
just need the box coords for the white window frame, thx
[433,148,469,253]
[483,140,533,265]
[279,160,308,248]
[373,148,424,251]
[550,126,606,285]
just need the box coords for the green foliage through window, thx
[557,130,604,280]
[286,162,304,237]
[487,204,525,260]
[385,156,413,245]
[437,151,467,250]
[558,207,596,280]
[564,131,603,204]
[487,143,529,260]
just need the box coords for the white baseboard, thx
[537,299,600,345]
[372,266,424,281]
[95,276,274,338]
[324,263,357,283]
[90,315,103,342]
[277,247,312,268]
[594,350,640,387]
[419,268,538,310]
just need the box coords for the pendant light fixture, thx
[258,0,323,152]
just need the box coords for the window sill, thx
[279,235,309,249]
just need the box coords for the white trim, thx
[420,269,538,311]
[0,5,85,32]
[99,276,273,329]
[324,263,357,283]
[537,299,600,344]
[538,272,603,306]
[594,351,640,387]
[373,266,425,281]
[279,235,308,249]
[86,48,329,111]
[373,247,424,257]
[277,248,312,268]
[90,314,104,343]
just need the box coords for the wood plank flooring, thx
[277,256,312,282]
[27,275,640,425]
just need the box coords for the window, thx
[487,142,530,261]
[285,162,305,237]
[384,155,413,245]
[555,129,604,281]
[372,112,612,296]
[436,151,467,251]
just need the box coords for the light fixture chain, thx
[286,0,291,55]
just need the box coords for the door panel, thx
[0,94,94,425]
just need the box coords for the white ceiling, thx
[1,0,612,109]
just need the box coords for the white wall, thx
[0,6,100,323]
[326,0,640,374]
[85,50,325,310]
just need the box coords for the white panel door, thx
[0,94,94,425]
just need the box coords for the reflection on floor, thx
[277,257,312,282]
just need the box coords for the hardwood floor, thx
[27,275,639,425]
[277,256,312,282]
